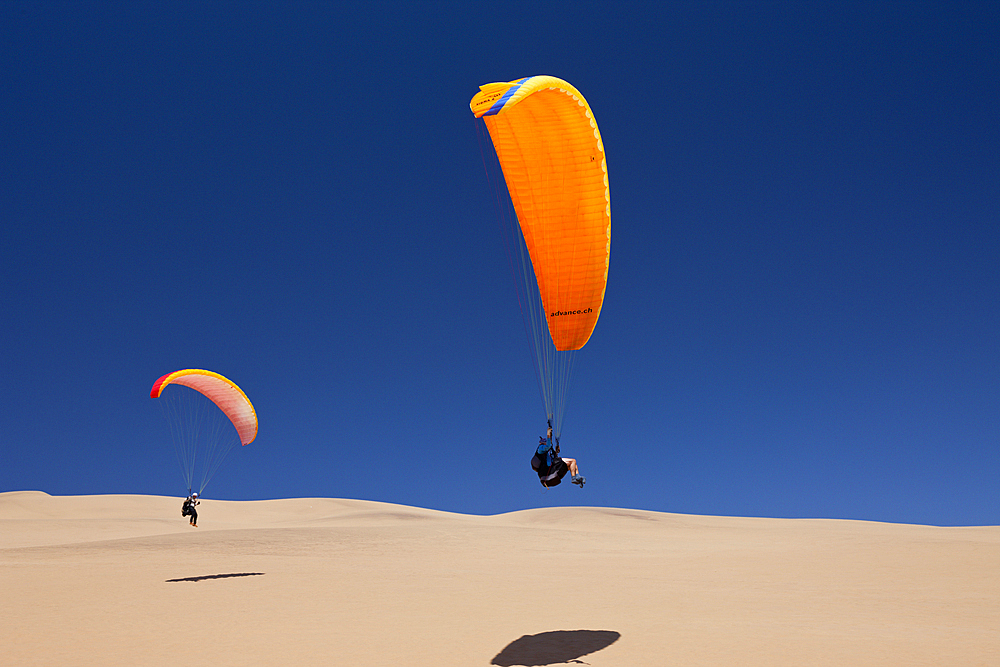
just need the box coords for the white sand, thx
[2,491,997,666]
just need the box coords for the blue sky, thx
[3,1,997,526]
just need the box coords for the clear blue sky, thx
[3,1,997,526]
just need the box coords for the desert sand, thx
[1,491,997,666]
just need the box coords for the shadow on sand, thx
[165,572,265,583]
[491,630,621,666]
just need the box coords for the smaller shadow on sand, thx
[165,572,265,583]
[491,629,621,666]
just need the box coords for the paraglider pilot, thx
[182,492,200,527]
[531,421,585,488]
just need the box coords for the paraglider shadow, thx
[491,630,620,666]
[165,572,264,583]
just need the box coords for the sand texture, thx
[1,491,997,666]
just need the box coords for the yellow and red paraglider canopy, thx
[471,76,611,351]
[150,369,258,445]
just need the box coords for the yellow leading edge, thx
[471,76,610,351]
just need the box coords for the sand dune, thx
[2,491,997,666]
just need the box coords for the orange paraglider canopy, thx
[151,369,258,445]
[471,76,610,351]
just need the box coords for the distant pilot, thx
[182,492,200,527]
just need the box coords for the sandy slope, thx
[1,491,997,666]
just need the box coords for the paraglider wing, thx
[471,76,611,351]
[150,369,258,445]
